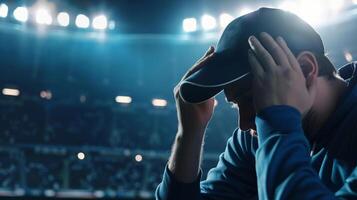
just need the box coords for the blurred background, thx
[0,0,356,199]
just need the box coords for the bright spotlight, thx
[278,1,299,14]
[77,152,85,160]
[201,15,217,31]
[353,0,357,4]
[296,0,325,26]
[2,88,20,96]
[183,18,197,32]
[75,14,90,28]
[40,90,52,100]
[35,9,52,25]
[0,3,8,18]
[57,12,70,27]
[135,154,143,162]
[238,7,254,16]
[13,7,28,22]
[92,15,108,30]
[219,13,234,28]
[328,0,345,13]
[115,96,132,104]
[344,51,353,62]
[152,98,167,107]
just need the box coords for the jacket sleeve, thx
[255,105,357,200]
[155,129,258,200]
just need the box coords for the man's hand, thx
[168,47,216,183]
[247,32,317,116]
[174,46,216,135]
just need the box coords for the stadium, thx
[0,0,356,199]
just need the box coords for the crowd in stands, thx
[0,96,236,197]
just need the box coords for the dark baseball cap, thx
[179,7,325,103]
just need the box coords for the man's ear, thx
[296,51,319,87]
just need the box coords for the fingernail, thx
[276,36,284,44]
[248,36,255,47]
[260,32,268,37]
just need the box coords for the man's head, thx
[180,7,332,101]
[224,48,338,131]
[179,7,340,132]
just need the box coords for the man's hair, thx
[315,54,337,79]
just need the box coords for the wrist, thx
[255,105,303,141]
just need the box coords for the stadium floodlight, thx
[35,8,52,25]
[278,1,299,14]
[40,90,52,100]
[75,14,90,28]
[152,98,168,107]
[77,152,85,160]
[296,0,325,26]
[201,14,217,31]
[115,96,132,104]
[328,0,345,13]
[238,7,254,16]
[219,13,234,28]
[0,3,8,18]
[57,12,70,27]
[135,154,143,162]
[2,88,20,96]
[13,6,28,22]
[183,18,197,32]
[92,15,108,30]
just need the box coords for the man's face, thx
[223,77,256,131]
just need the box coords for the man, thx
[156,8,357,199]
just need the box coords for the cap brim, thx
[179,83,223,103]
[179,51,250,103]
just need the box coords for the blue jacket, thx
[155,62,357,200]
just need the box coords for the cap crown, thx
[217,7,324,56]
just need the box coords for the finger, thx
[181,51,215,81]
[248,49,264,78]
[276,36,301,72]
[248,36,276,72]
[259,32,290,68]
